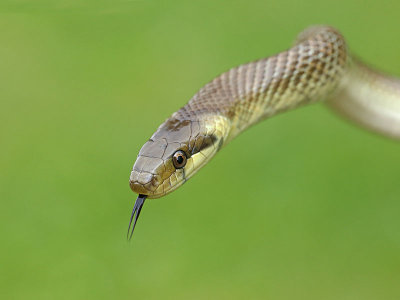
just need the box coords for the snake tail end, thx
[127,194,146,240]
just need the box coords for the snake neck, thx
[174,26,349,146]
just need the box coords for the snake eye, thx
[172,150,187,169]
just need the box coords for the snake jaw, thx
[127,194,147,240]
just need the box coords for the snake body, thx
[127,26,400,237]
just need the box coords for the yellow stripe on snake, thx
[127,26,400,238]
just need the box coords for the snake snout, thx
[129,170,162,196]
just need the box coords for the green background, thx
[1,0,400,299]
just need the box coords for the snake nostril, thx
[138,172,153,185]
[129,170,138,183]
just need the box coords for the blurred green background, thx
[1,0,400,299]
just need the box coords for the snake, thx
[127,26,400,239]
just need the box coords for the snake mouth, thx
[129,176,185,199]
[129,175,171,199]
[129,162,186,199]
[127,194,147,240]
[129,179,153,195]
[129,169,164,197]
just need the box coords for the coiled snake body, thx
[127,26,400,238]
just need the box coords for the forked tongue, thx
[127,194,147,240]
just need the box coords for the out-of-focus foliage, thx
[1,1,400,299]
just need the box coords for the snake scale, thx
[127,26,400,238]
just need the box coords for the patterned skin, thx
[127,26,400,238]
[130,26,349,199]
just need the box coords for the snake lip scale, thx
[127,25,400,239]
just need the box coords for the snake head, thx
[129,115,229,199]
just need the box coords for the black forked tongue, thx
[127,194,147,240]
